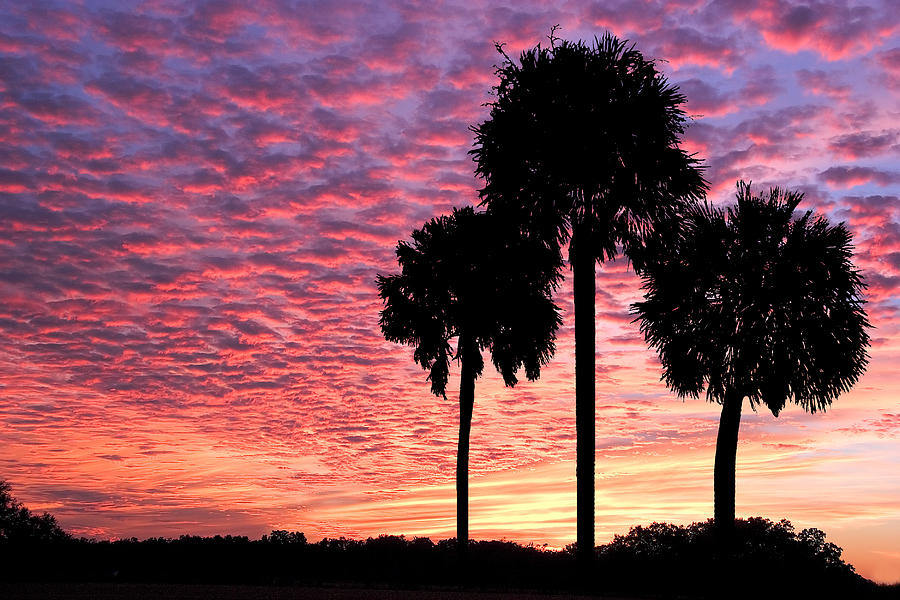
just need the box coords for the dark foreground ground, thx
[1,583,632,600]
[5,519,900,599]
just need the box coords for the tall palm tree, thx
[376,206,561,561]
[632,181,870,543]
[471,33,707,567]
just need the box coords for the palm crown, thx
[634,181,870,416]
[377,206,561,397]
[471,33,707,266]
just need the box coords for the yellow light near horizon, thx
[306,419,900,584]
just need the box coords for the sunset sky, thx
[1,0,899,584]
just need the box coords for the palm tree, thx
[471,33,707,566]
[632,181,870,544]
[376,206,561,561]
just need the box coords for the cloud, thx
[679,78,735,117]
[873,46,900,75]
[796,68,851,98]
[819,166,900,188]
[722,0,900,60]
[872,46,900,88]
[828,130,898,158]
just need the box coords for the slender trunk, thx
[572,217,596,574]
[457,332,476,565]
[714,388,743,546]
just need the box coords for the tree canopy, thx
[377,206,561,397]
[633,181,870,415]
[471,33,707,268]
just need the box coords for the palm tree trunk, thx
[457,332,477,565]
[714,388,743,546]
[572,216,596,573]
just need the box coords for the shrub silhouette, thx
[598,518,868,598]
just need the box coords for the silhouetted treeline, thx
[1,532,566,590]
[4,520,898,598]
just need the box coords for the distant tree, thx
[632,182,870,544]
[471,32,707,568]
[266,530,307,544]
[377,207,561,561]
[0,479,70,542]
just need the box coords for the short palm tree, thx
[632,181,870,543]
[376,206,561,561]
[471,33,707,566]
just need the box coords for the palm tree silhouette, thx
[377,206,561,562]
[632,181,870,544]
[471,33,707,567]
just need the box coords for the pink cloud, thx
[828,130,898,159]
[754,1,897,60]
[820,166,900,188]
[874,46,900,75]
[796,68,851,98]
[646,26,744,71]
[679,78,736,117]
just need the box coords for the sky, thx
[1,0,899,584]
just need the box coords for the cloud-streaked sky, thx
[1,0,899,584]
